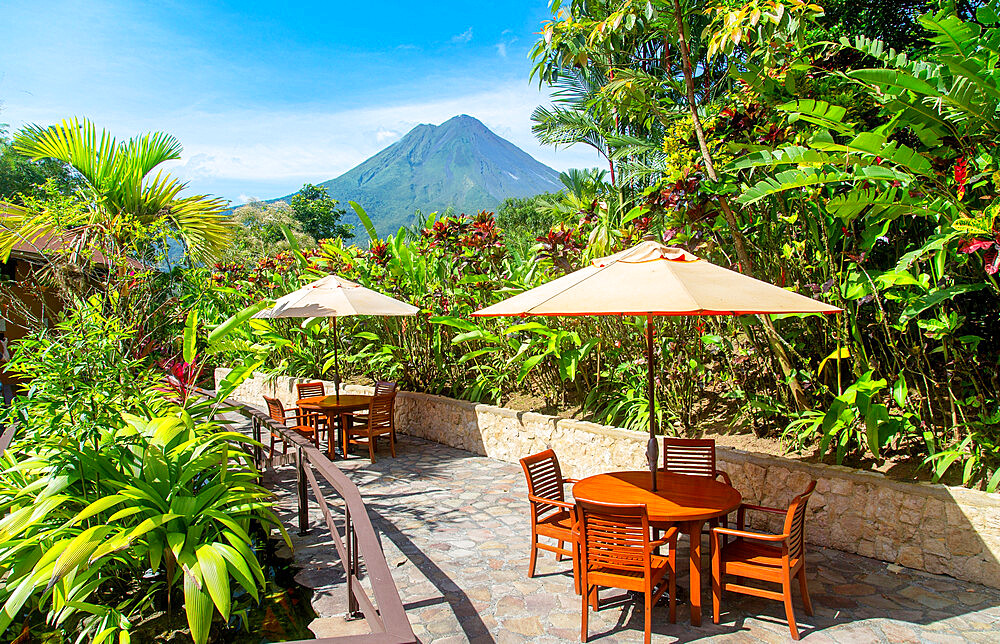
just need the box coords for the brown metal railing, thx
[201,390,417,644]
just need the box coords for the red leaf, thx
[985,247,1000,275]
[959,238,996,254]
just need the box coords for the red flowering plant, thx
[156,357,201,404]
[535,226,582,274]
[368,240,390,266]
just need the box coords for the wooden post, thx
[646,315,659,492]
[296,446,310,536]
[332,317,341,403]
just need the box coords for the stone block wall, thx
[217,368,1000,589]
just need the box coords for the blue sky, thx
[0,0,598,204]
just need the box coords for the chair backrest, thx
[367,392,395,429]
[783,480,817,562]
[263,396,286,425]
[519,450,567,518]
[374,380,397,396]
[576,499,652,573]
[661,437,716,478]
[296,381,325,400]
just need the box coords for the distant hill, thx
[275,115,563,237]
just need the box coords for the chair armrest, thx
[563,478,580,485]
[736,502,785,529]
[649,525,679,549]
[528,494,574,510]
[711,526,788,543]
[714,470,733,486]
[740,503,785,515]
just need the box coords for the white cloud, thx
[376,128,401,144]
[451,27,473,44]
[2,82,602,201]
[495,42,507,57]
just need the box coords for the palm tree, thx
[531,68,620,185]
[0,117,232,267]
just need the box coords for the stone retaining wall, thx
[217,368,1000,589]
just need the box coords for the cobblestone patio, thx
[246,419,1000,643]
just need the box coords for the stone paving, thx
[239,412,1000,643]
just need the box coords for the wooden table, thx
[573,470,741,626]
[297,394,372,459]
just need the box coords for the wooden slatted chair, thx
[661,437,733,485]
[343,391,395,462]
[346,381,397,420]
[263,395,322,453]
[295,381,329,436]
[576,500,677,644]
[519,450,578,581]
[295,381,325,400]
[710,481,817,640]
[660,437,734,536]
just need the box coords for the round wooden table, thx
[573,470,741,626]
[297,394,372,459]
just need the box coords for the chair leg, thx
[572,540,581,595]
[368,436,376,463]
[580,583,589,642]
[643,585,652,644]
[556,540,565,562]
[798,567,814,616]
[590,586,599,611]
[389,430,396,457]
[783,574,799,640]
[669,547,677,624]
[711,534,722,625]
[528,531,539,578]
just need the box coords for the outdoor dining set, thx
[263,379,400,463]
[246,234,838,642]
[521,441,817,643]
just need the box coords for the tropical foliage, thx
[3,8,1000,642]
[0,117,233,267]
[177,1,1000,493]
[0,290,283,643]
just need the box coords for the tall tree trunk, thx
[670,0,810,410]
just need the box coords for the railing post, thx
[251,417,262,472]
[345,506,360,618]
[296,446,310,536]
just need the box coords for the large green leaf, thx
[778,100,855,134]
[184,565,214,644]
[348,201,379,243]
[738,166,910,204]
[209,300,272,346]
[196,544,231,620]
[899,284,987,322]
[183,309,198,364]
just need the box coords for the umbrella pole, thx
[332,317,341,403]
[646,314,659,492]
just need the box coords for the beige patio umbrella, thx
[474,236,840,490]
[254,274,418,401]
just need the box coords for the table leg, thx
[338,413,348,458]
[688,519,705,626]
[326,412,337,460]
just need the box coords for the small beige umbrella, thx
[254,274,418,401]
[474,236,840,489]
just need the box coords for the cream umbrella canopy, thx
[254,274,418,401]
[474,237,841,490]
